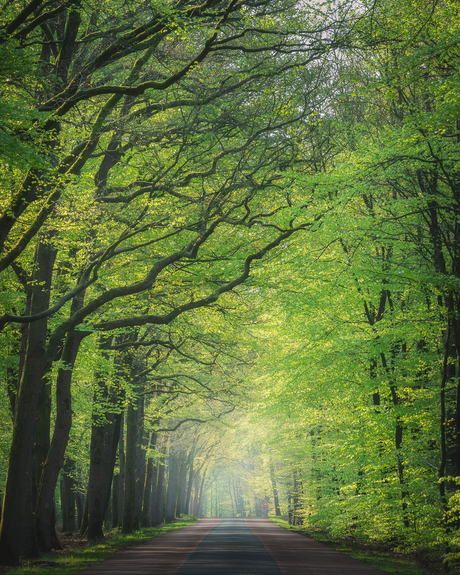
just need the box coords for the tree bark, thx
[193,470,207,517]
[33,375,52,505]
[86,337,123,539]
[117,413,125,525]
[184,461,195,515]
[142,432,157,527]
[86,408,122,539]
[149,461,159,525]
[61,459,76,532]
[289,469,303,526]
[175,459,185,518]
[122,401,137,533]
[165,448,179,523]
[269,463,281,517]
[142,458,154,528]
[112,475,120,528]
[196,471,207,517]
[153,448,166,525]
[35,329,85,551]
[0,239,56,564]
[76,485,84,531]
[133,394,145,531]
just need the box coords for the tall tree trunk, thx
[178,448,194,517]
[165,449,179,523]
[79,495,89,535]
[149,461,159,525]
[35,329,85,551]
[184,462,195,515]
[228,479,235,517]
[86,410,122,539]
[61,459,76,532]
[380,349,410,528]
[0,239,56,564]
[112,475,120,528]
[133,394,145,531]
[269,463,281,516]
[142,432,157,527]
[196,471,207,517]
[33,374,51,506]
[110,414,125,529]
[7,288,32,417]
[193,470,207,517]
[439,319,451,509]
[118,414,125,522]
[153,447,166,525]
[122,400,137,533]
[175,460,185,518]
[142,458,154,528]
[290,469,302,526]
[86,337,123,540]
[75,479,84,531]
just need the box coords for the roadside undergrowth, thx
[268,517,443,575]
[3,517,199,575]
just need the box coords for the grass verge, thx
[5,517,199,575]
[268,517,439,575]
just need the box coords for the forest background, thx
[0,0,459,571]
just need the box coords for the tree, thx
[0,0,345,563]
[224,0,460,562]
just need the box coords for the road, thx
[76,518,388,575]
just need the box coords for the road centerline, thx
[174,518,282,575]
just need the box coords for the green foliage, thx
[193,0,460,564]
[269,518,434,575]
[1,0,460,566]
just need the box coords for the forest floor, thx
[268,517,447,575]
[1,517,200,575]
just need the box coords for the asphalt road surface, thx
[176,519,281,575]
[76,518,388,575]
